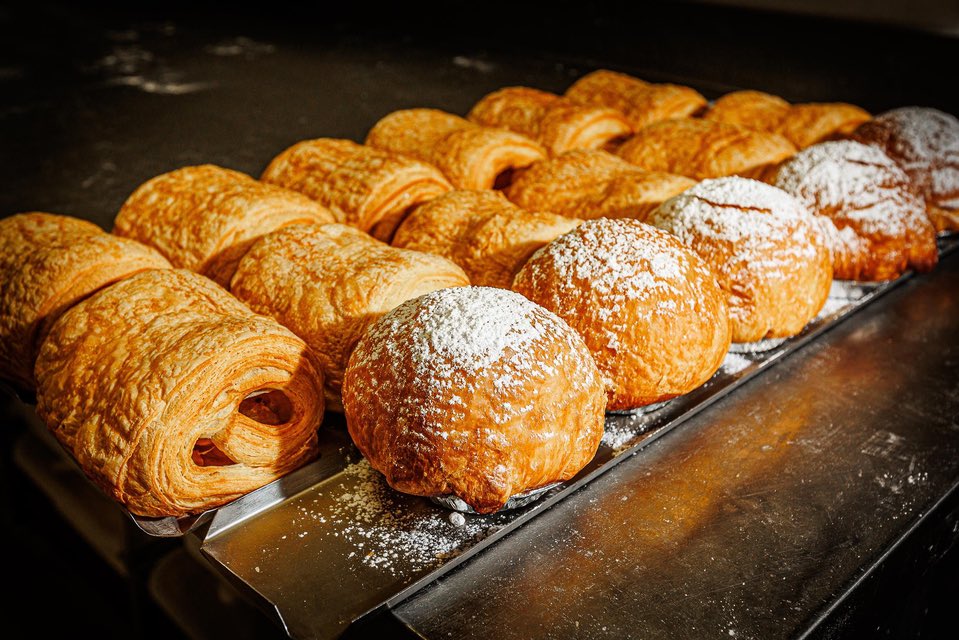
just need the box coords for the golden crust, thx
[506,150,695,221]
[704,90,871,149]
[34,269,324,517]
[852,107,959,232]
[230,224,469,410]
[0,212,170,391]
[648,178,833,343]
[114,164,335,287]
[365,109,545,192]
[618,118,797,181]
[513,219,731,410]
[467,87,632,155]
[261,138,452,242]
[392,190,580,289]
[772,141,938,281]
[342,286,606,514]
[564,69,708,130]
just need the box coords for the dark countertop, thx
[1,3,957,638]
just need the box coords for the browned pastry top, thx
[852,107,959,232]
[773,140,938,281]
[565,69,707,130]
[506,149,695,221]
[468,87,632,155]
[230,223,470,409]
[365,109,545,192]
[617,118,797,181]
[261,138,452,241]
[0,212,170,391]
[342,286,606,514]
[35,268,324,517]
[114,164,334,286]
[392,190,580,288]
[648,177,832,343]
[513,218,730,410]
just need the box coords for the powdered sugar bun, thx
[852,107,959,232]
[342,286,606,514]
[649,177,832,343]
[512,218,730,410]
[772,140,938,281]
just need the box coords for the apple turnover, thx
[35,269,324,517]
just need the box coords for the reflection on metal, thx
[430,482,561,513]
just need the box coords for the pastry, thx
[468,87,632,155]
[261,138,452,241]
[506,150,695,221]
[342,286,606,514]
[852,107,959,232]
[35,269,324,517]
[365,109,545,192]
[648,177,832,343]
[391,190,580,288]
[114,164,334,287]
[564,69,707,130]
[704,90,870,149]
[0,212,170,392]
[230,223,469,410]
[617,118,797,180]
[772,140,938,280]
[513,218,730,410]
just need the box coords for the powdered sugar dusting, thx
[774,140,925,238]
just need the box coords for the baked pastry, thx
[230,223,469,410]
[114,164,334,286]
[0,212,170,392]
[365,109,545,192]
[617,118,797,180]
[704,90,870,149]
[391,190,580,288]
[261,138,452,241]
[342,286,606,514]
[506,150,695,221]
[772,140,938,280]
[564,69,708,130]
[513,218,730,410]
[852,107,959,232]
[648,177,832,343]
[467,87,632,155]
[35,269,324,517]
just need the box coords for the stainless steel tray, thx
[190,235,958,639]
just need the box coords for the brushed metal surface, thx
[393,251,959,640]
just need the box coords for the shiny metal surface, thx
[394,251,959,639]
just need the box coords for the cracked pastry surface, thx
[0,212,170,391]
[35,269,325,517]
[342,286,606,514]
[114,164,334,287]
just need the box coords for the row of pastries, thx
[1,68,957,516]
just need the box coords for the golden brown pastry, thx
[35,269,324,517]
[513,218,730,410]
[342,286,606,514]
[648,177,832,343]
[506,150,695,222]
[617,118,797,180]
[704,90,871,149]
[391,190,580,289]
[0,212,170,392]
[852,107,959,232]
[261,138,452,242]
[467,87,632,155]
[772,140,938,281]
[365,109,545,192]
[114,164,334,287]
[230,223,469,410]
[564,69,708,130]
